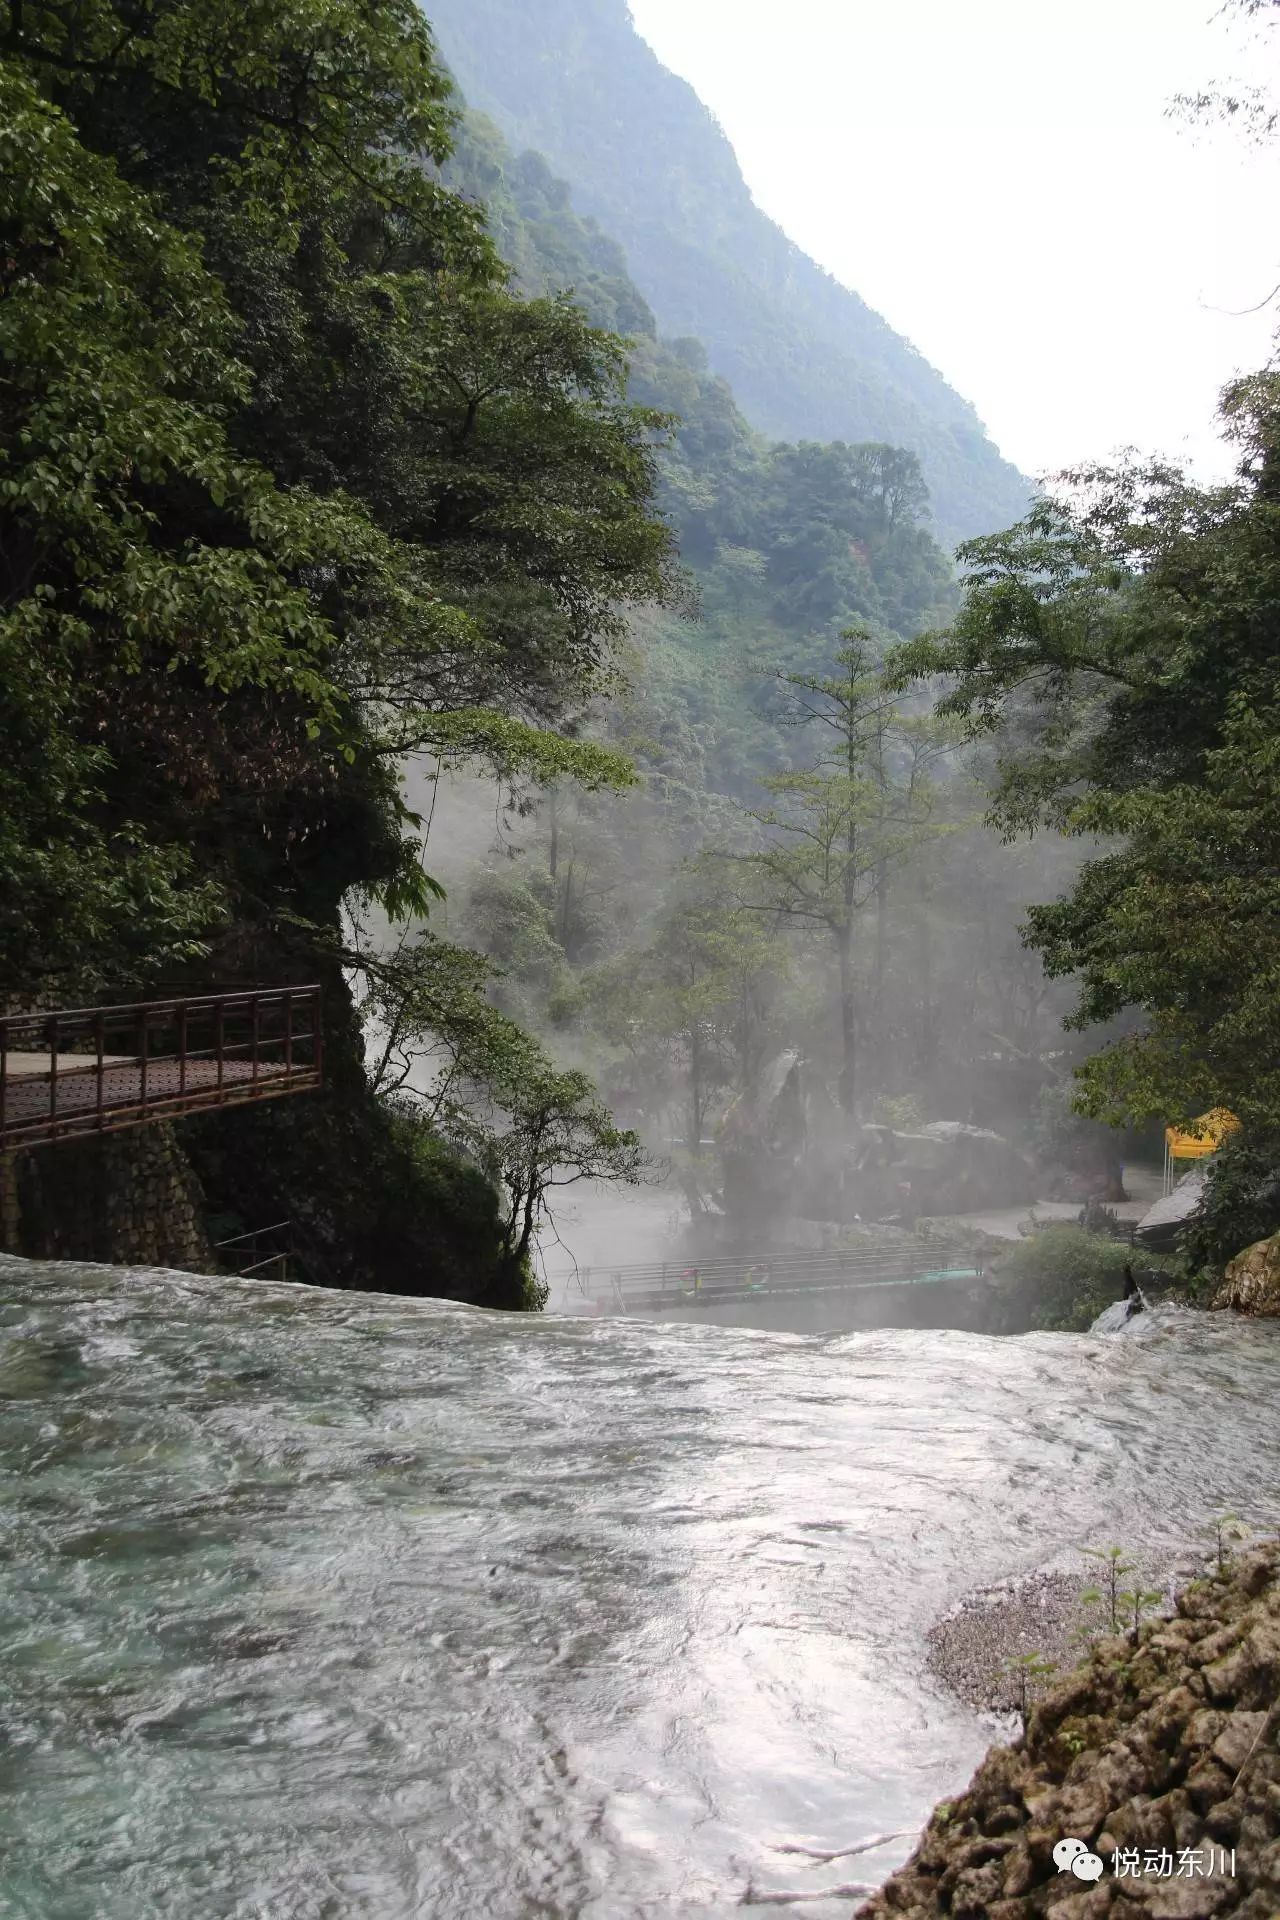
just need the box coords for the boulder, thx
[1212,1233,1280,1317]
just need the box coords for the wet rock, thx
[1149,1688,1205,1751]
[1049,1886,1115,1916]
[1183,1708,1229,1755]
[1134,1881,1232,1918]
[947,1855,1006,1915]
[1002,1840,1035,1895]
[1193,1626,1245,1668]
[1212,1713,1268,1774]
[1184,1758,1235,1812]
[1213,1235,1280,1317]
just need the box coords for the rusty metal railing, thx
[214,1218,298,1282]
[0,985,323,1150]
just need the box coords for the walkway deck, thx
[0,987,322,1149]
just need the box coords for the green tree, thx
[891,377,1280,1141]
[355,931,644,1302]
[735,629,951,1115]
[574,878,787,1181]
[2,0,682,1306]
[3,0,677,999]
[0,60,362,990]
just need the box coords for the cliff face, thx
[859,1546,1280,1917]
[423,0,1031,550]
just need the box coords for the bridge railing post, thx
[47,1015,58,1132]
[139,1006,149,1116]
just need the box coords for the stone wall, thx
[856,1545,1280,1917]
[0,1123,214,1272]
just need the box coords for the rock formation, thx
[1213,1235,1280,1318]
[857,1544,1280,1916]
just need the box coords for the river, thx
[3,1255,1279,1917]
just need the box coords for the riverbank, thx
[926,1556,1200,1717]
[858,1543,1280,1916]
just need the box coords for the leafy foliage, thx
[1183,1134,1280,1275]
[995,1227,1178,1333]
[356,931,645,1297]
[0,61,348,987]
[2,0,687,1304]
[2,0,679,1006]
[892,377,1280,1140]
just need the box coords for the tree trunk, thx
[559,861,575,954]
[838,768,858,1116]
[688,1022,705,1152]
[837,921,857,1118]
[873,860,888,1080]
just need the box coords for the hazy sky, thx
[628,0,1280,483]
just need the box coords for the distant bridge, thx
[549,1243,989,1315]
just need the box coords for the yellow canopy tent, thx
[1163,1107,1240,1192]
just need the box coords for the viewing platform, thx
[0,986,322,1151]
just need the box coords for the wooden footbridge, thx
[551,1242,989,1316]
[0,986,322,1150]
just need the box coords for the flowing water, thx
[3,1256,1280,1919]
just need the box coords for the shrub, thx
[995,1225,1180,1332]
[1183,1134,1280,1277]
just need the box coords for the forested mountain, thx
[446,112,957,798]
[425,0,1031,550]
[423,106,1085,1191]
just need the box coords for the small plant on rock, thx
[1005,1652,1058,1734]
[1205,1510,1249,1572]
[1081,1545,1136,1634]
[1117,1582,1164,1646]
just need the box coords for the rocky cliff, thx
[858,1546,1280,1917]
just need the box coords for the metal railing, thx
[213,1218,314,1284]
[555,1242,988,1313]
[0,985,322,1150]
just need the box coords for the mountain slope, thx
[444,109,957,803]
[424,0,1030,550]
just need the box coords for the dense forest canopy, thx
[1,0,688,1299]
[0,0,680,997]
[891,378,1280,1143]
